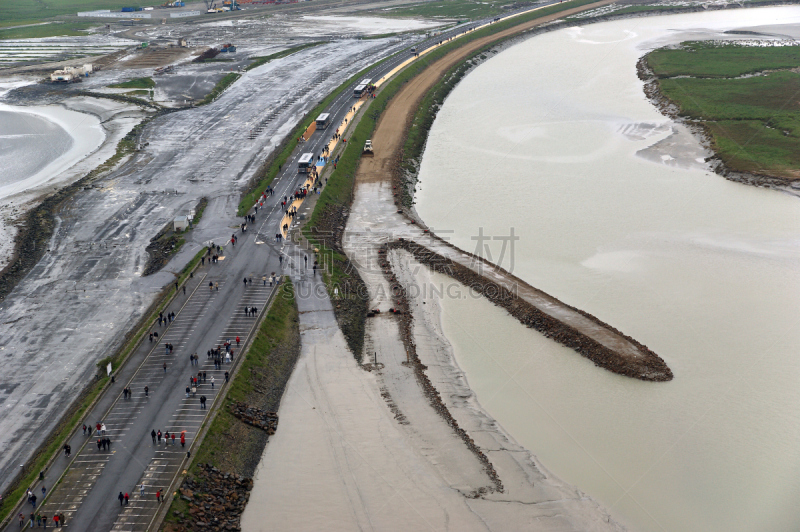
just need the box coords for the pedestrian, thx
[183,285,186,295]
[58,514,64,528]
[35,514,40,528]
[225,371,229,382]
[18,513,24,527]
[41,515,47,528]
[140,483,145,497]
[157,430,162,443]
[156,490,161,503]
[186,385,190,398]
[174,282,178,291]
[124,493,129,505]
[304,255,308,268]
[149,333,153,342]
[41,486,46,497]
[211,376,215,389]
[209,281,213,291]
[29,513,34,529]
[163,362,167,373]
[171,433,176,445]
[53,513,59,528]
[82,424,87,435]
[151,429,156,443]
[180,433,186,447]
[201,256,205,266]
[200,395,206,409]
[101,423,106,435]
[144,385,149,397]
[236,336,240,346]
[215,282,219,291]
[202,371,206,382]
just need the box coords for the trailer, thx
[297,152,314,173]
[315,113,331,130]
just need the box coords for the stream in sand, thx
[416,6,800,532]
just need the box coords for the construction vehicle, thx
[363,140,374,157]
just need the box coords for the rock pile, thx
[173,464,253,531]
[230,402,278,434]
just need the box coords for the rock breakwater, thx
[385,239,672,382]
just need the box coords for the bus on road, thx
[316,113,331,130]
[298,152,314,173]
[353,83,367,98]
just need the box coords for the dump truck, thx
[363,140,374,157]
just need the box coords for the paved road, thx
[2,6,560,529]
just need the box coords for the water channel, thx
[416,6,800,531]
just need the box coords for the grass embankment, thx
[109,77,155,89]
[244,41,325,72]
[647,42,800,179]
[163,279,299,528]
[196,73,240,106]
[0,246,206,526]
[236,55,395,216]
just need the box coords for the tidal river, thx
[416,6,800,532]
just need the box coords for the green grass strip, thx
[109,77,155,89]
[197,72,240,106]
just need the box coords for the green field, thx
[649,43,800,179]
[109,76,155,89]
[648,41,800,78]
[371,0,521,20]
[0,21,96,40]
[0,0,163,25]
